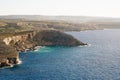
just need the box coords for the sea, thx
[0,29,120,80]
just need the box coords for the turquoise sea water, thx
[0,29,120,80]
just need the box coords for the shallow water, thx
[0,29,120,80]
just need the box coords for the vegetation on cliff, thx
[34,30,86,46]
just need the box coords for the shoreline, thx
[65,28,120,33]
[0,30,87,68]
[0,58,22,69]
[19,46,42,53]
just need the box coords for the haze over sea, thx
[0,29,120,80]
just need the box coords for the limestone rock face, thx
[3,31,36,51]
[0,41,19,68]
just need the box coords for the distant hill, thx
[0,15,120,32]
[0,15,120,23]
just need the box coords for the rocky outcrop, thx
[3,30,86,50]
[0,41,20,68]
[0,30,86,68]
[3,31,36,51]
[0,31,36,68]
[33,30,86,46]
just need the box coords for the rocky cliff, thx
[33,30,86,46]
[0,30,86,68]
[0,41,20,67]
[3,31,36,51]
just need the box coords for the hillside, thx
[1,15,120,23]
[0,15,120,31]
[0,19,102,32]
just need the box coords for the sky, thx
[0,0,120,17]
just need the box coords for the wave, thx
[17,59,22,65]
[78,43,91,47]
[0,58,22,69]
[0,64,14,69]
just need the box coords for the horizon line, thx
[0,14,120,19]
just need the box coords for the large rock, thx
[0,41,19,68]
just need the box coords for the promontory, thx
[0,30,86,68]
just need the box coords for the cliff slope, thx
[33,30,86,46]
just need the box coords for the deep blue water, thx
[1,29,120,80]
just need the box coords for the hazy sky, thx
[0,0,120,17]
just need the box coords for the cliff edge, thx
[33,30,86,46]
[0,41,20,67]
[0,30,86,68]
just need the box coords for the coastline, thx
[0,30,87,68]
[1,29,106,69]
[0,58,22,69]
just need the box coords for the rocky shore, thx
[0,41,21,68]
[0,30,87,68]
